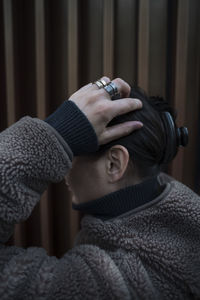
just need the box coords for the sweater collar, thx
[72,175,163,220]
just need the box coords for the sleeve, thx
[0,103,116,299]
[0,244,101,299]
[0,116,73,243]
[0,243,130,300]
[0,100,99,244]
[0,106,130,300]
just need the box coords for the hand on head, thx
[69,76,143,145]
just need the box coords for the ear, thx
[106,145,130,183]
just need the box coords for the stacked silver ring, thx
[94,79,107,89]
[103,82,120,100]
[93,78,120,100]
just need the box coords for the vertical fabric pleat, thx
[1,0,200,257]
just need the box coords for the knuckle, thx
[134,99,143,108]
[124,82,131,93]
[113,78,131,95]
[101,76,110,83]
[113,78,122,86]
[128,99,141,110]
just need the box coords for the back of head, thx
[97,86,179,179]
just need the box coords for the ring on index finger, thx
[103,82,120,100]
[94,79,107,89]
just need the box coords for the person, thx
[64,85,180,212]
[0,76,199,299]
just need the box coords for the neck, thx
[72,174,165,220]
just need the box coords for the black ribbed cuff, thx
[44,100,99,156]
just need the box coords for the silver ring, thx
[94,79,107,89]
[103,82,119,99]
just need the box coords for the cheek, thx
[68,164,83,188]
[68,160,101,191]
[68,159,91,189]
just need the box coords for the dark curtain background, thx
[0,0,200,257]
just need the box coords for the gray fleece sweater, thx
[0,116,200,299]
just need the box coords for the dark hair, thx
[96,86,178,179]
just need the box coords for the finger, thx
[108,98,143,119]
[111,78,131,98]
[97,77,131,100]
[100,76,111,84]
[99,121,143,145]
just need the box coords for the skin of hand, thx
[69,76,143,145]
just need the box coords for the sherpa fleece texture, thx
[0,116,200,299]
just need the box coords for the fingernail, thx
[135,100,143,107]
[135,121,143,127]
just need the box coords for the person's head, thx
[65,86,178,204]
